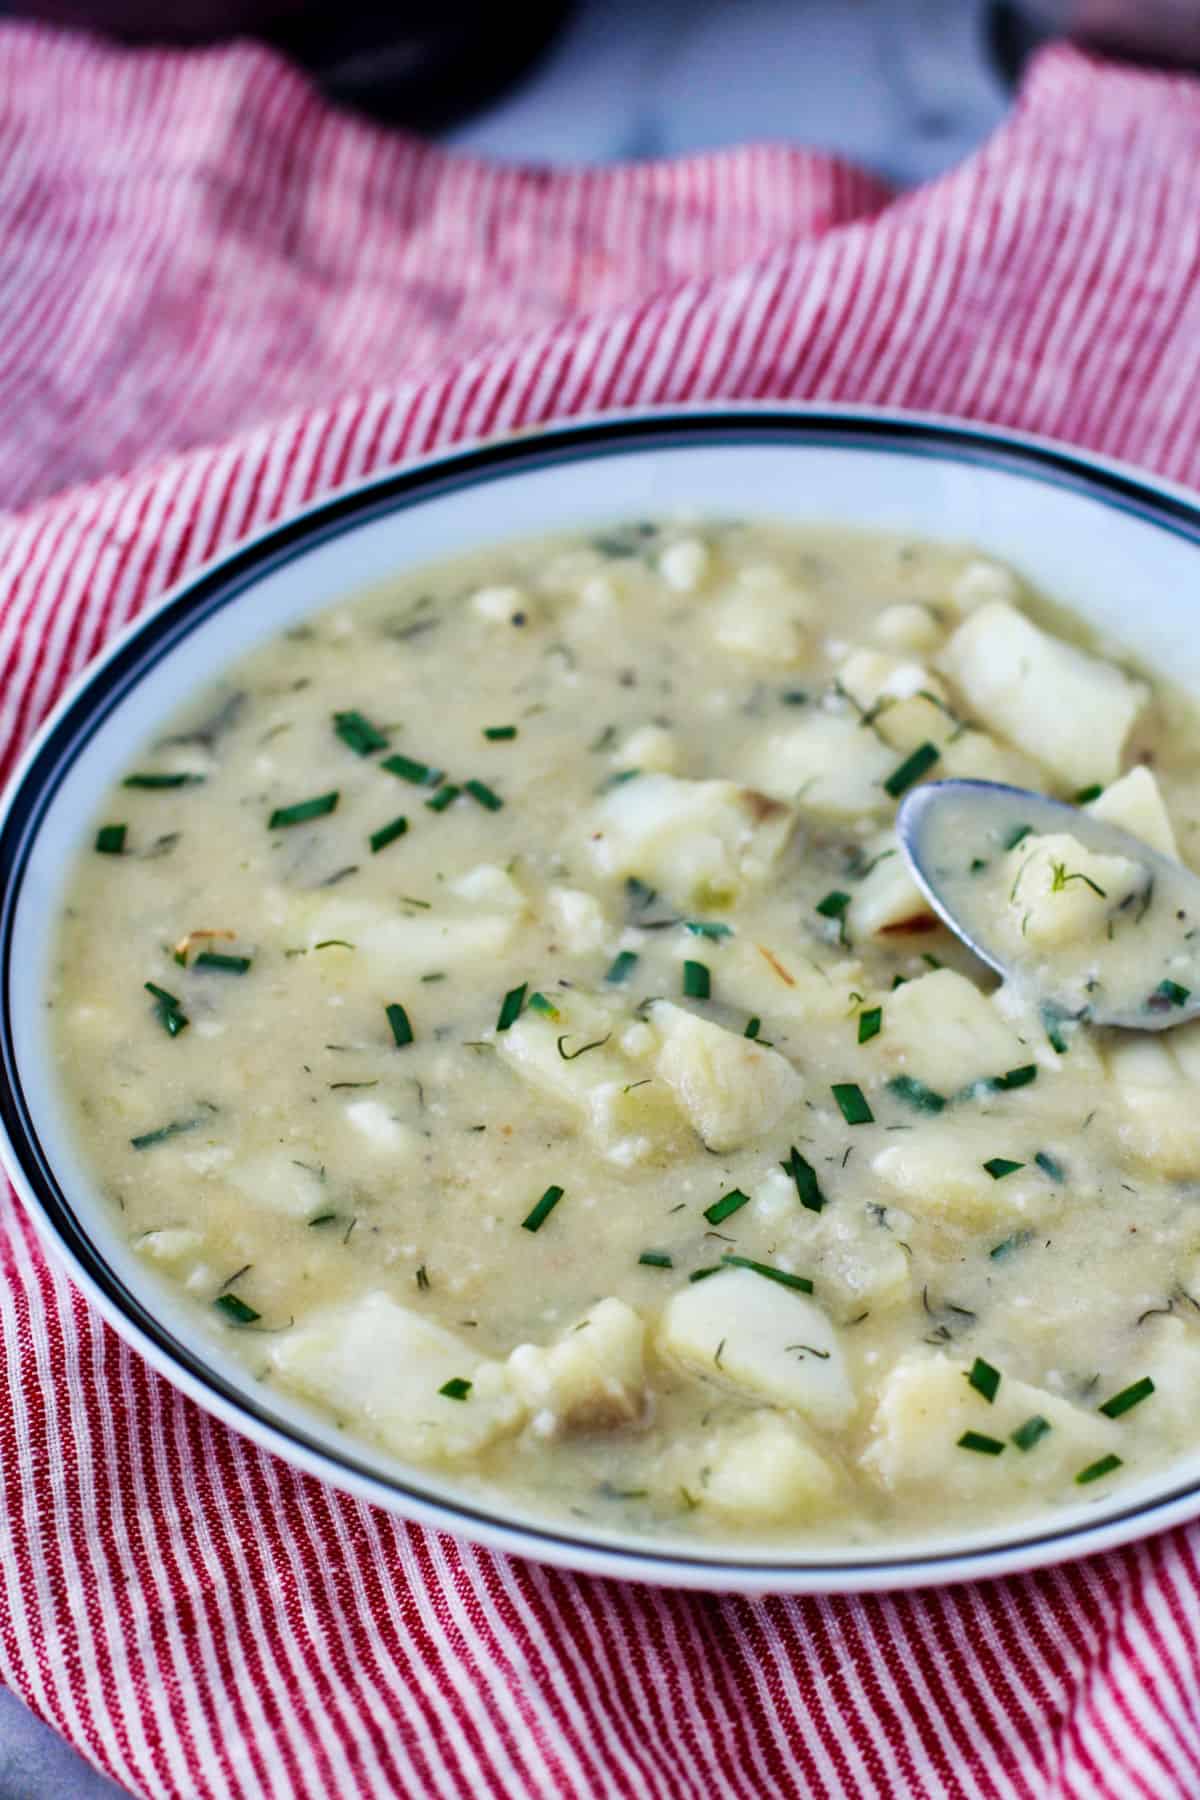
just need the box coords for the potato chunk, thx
[742,711,896,818]
[270,1292,525,1463]
[225,1151,327,1218]
[836,650,954,753]
[871,1130,1046,1226]
[878,968,1027,1093]
[1004,832,1147,951]
[508,1298,645,1432]
[697,1414,837,1521]
[302,897,518,977]
[1108,1036,1200,1178]
[496,1001,679,1163]
[1087,765,1179,860]
[696,937,865,1026]
[658,1268,854,1426]
[650,1001,803,1151]
[938,602,1147,788]
[586,773,794,909]
[709,564,814,663]
[862,1351,1120,1498]
[845,832,933,938]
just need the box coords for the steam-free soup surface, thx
[52,520,1200,1548]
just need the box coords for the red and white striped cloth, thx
[5,23,1200,1799]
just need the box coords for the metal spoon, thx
[896,779,1200,1031]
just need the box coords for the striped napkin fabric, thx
[4,23,1200,1799]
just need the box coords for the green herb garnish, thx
[1011,1416,1052,1452]
[1034,1151,1065,1183]
[1099,1376,1155,1419]
[744,1016,762,1040]
[308,1212,340,1229]
[887,1074,945,1113]
[383,753,443,787]
[720,1254,813,1294]
[983,1157,1024,1180]
[967,1357,1001,1403]
[483,725,517,741]
[682,960,710,1000]
[522,1184,564,1233]
[1004,823,1033,850]
[832,1082,873,1125]
[957,1431,1005,1456]
[369,815,408,853]
[528,991,560,1018]
[1076,1454,1122,1485]
[638,1251,673,1269]
[194,951,252,974]
[704,1188,750,1226]
[605,951,639,985]
[989,1230,1033,1260]
[883,741,939,798]
[1074,784,1103,805]
[557,1033,611,1061]
[425,784,460,812]
[684,921,733,941]
[496,983,527,1031]
[95,824,127,855]
[857,1005,882,1045]
[1153,979,1191,1009]
[993,1064,1037,1091]
[145,981,188,1037]
[781,1146,825,1213]
[269,792,338,829]
[464,779,503,812]
[129,1112,209,1151]
[816,890,852,943]
[386,1003,414,1048]
[214,1294,260,1326]
[123,772,205,789]
[333,710,389,756]
[1042,1003,1070,1054]
[439,1378,472,1401]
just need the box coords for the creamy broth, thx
[51,520,1200,1548]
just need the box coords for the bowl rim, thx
[6,400,1200,1594]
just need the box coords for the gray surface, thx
[0,0,1018,1792]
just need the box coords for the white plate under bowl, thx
[4,406,1200,1593]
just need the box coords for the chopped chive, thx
[1153,979,1191,1009]
[682,960,710,1000]
[269,792,338,829]
[496,983,527,1031]
[214,1293,260,1325]
[832,1082,873,1125]
[983,1157,1024,1180]
[333,709,389,756]
[989,1230,1033,1260]
[967,1357,1001,1403]
[638,1251,673,1269]
[921,953,942,970]
[439,1377,472,1400]
[483,725,517,741]
[744,1016,762,1039]
[857,1005,882,1045]
[1074,784,1103,805]
[528,991,560,1018]
[891,974,909,989]
[1076,1453,1122,1485]
[464,779,503,812]
[883,741,939,798]
[522,1184,564,1233]
[308,1212,340,1229]
[781,1146,825,1213]
[314,939,354,951]
[123,772,205,789]
[369,815,408,853]
[1099,1376,1155,1419]
[557,1033,611,1061]
[886,1074,945,1114]
[1011,1415,1052,1452]
[416,1264,431,1290]
[386,1002,414,1048]
[1042,1003,1070,1054]
[605,950,639,985]
[994,1064,1037,1091]
[1004,823,1033,850]
[958,1431,1005,1456]
[144,981,188,1037]
[816,890,851,923]
[95,823,127,855]
[688,1265,720,1283]
[720,1254,813,1294]
[383,753,444,787]
[194,951,252,974]
[426,784,461,812]
[684,921,733,941]
[1035,1150,1065,1183]
[130,1112,207,1151]
[704,1188,750,1226]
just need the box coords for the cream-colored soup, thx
[51,521,1200,1548]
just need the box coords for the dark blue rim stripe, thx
[4,407,1200,1578]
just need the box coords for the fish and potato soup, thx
[51,518,1200,1547]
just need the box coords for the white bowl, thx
[5,405,1200,1593]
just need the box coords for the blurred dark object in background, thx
[1016,0,1200,63]
[13,0,574,128]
